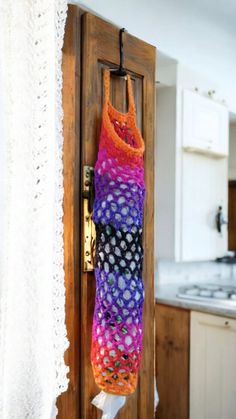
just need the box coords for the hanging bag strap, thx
[103,68,136,117]
[103,68,111,104]
[126,74,136,116]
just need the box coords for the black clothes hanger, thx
[110,28,127,77]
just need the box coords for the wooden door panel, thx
[81,11,155,419]
[59,5,156,418]
[156,304,190,419]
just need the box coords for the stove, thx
[177,283,236,306]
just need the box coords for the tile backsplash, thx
[156,259,236,285]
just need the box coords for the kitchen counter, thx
[156,279,236,319]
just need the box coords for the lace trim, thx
[0,1,69,418]
[53,0,70,398]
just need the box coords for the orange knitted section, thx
[91,336,141,395]
[102,69,145,158]
[100,124,144,167]
[92,364,138,396]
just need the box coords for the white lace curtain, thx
[0,2,69,418]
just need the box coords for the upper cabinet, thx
[156,85,229,262]
[183,90,229,157]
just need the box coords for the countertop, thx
[156,279,236,319]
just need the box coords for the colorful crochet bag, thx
[91,69,145,395]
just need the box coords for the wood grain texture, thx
[58,5,156,418]
[155,304,190,419]
[57,6,83,419]
[81,11,156,419]
[228,181,236,251]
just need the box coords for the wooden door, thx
[58,5,156,418]
[228,181,236,250]
[156,304,190,419]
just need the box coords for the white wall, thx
[229,124,236,180]
[72,0,236,112]
[157,260,236,285]
[0,60,5,263]
[155,86,176,259]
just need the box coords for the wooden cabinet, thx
[156,304,236,419]
[190,311,236,419]
[183,90,229,157]
[156,304,190,419]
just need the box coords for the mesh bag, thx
[91,69,145,395]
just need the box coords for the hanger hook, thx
[119,28,126,72]
[111,27,127,77]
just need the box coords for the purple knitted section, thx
[93,267,144,330]
[93,174,145,230]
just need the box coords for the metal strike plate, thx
[83,166,96,272]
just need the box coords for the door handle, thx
[82,165,96,272]
[83,165,95,212]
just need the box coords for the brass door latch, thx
[82,165,96,272]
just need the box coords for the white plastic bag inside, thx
[92,391,126,419]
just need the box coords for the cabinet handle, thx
[216,206,228,233]
[199,320,231,329]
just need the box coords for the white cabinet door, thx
[181,153,228,261]
[190,311,236,419]
[183,90,229,157]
